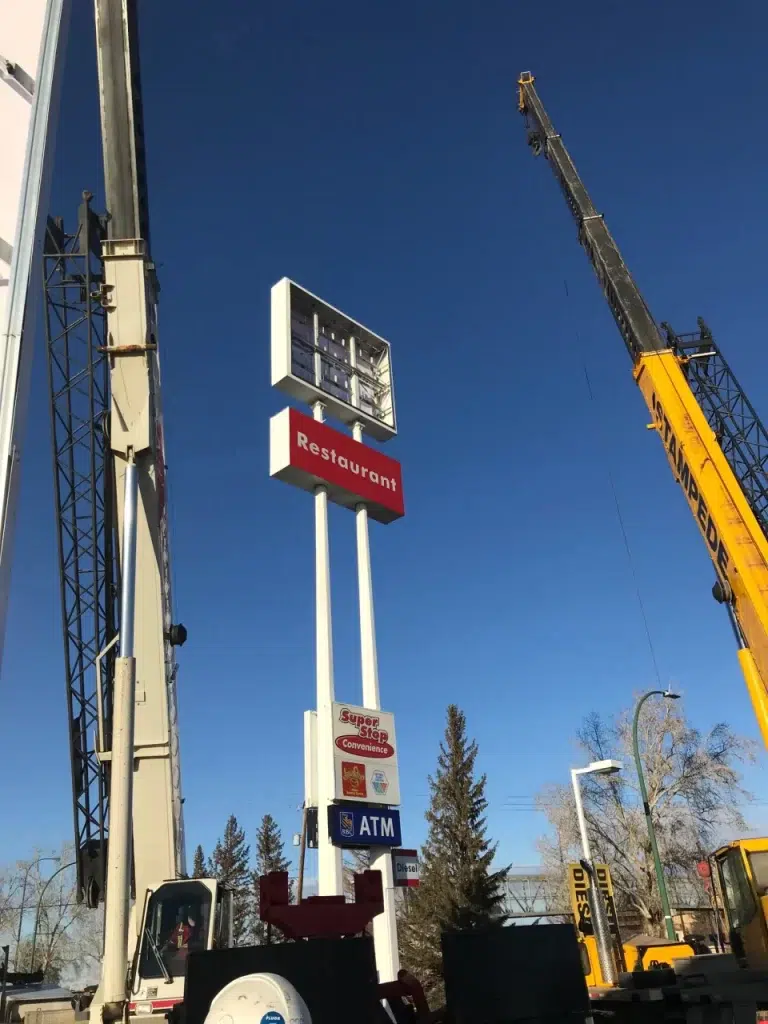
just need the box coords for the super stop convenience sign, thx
[392,849,419,888]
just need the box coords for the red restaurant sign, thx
[269,407,404,523]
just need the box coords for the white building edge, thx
[0,0,70,669]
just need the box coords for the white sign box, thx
[332,702,400,806]
[271,278,397,441]
[392,849,420,888]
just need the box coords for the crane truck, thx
[1,2,236,1018]
[517,72,768,976]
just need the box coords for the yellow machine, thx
[713,839,768,969]
[568,863,694,987]
[518,72,768,967]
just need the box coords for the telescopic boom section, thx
[517,72,665,362]
[94,0,185,917]
[94,0,151,244]
[518,71,768,749]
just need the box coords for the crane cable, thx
[565,281,663,688]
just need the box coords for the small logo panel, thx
[371,770,389,795]
[341,761,367,798]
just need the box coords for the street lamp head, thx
[572,759,623,778]
[664,689,681,700]
[585,759,623,776]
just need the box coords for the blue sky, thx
[4,0,768,876]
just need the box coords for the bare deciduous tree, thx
[1,848,103,985]
[342,848,371,901]
[537,700,755,932]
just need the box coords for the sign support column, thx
[353,421,400,981]
[315,401,343,895]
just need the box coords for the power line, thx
[565,280,663,687]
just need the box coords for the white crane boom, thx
[93,0,185,912]
[88,4,233,1021]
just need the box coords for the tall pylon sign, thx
[269,278,403,981]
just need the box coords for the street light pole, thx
[13,857,60,969]
[632,689,679,940]
[29,861,76,973]
[571,760,623,987]
[571,770,594,862]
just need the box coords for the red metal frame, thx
[259,870,384,940]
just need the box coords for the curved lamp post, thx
[29,861,75,973]
[571,759,623,985]
[14,856,60,968]
[632,689,680,940]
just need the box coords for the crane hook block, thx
[168,623,188,647]
[527,130,543,156]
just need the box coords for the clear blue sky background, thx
[4,0,768,875]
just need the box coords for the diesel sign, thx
[270,407,405,523]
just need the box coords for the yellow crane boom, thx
[517,72,768,747]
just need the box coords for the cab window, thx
[213,888,232,949]
[748,851,768,897]
[137,881,212,981]
[720,849,757,929]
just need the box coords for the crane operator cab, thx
[713,838,768,969]
[130,879,233,1016]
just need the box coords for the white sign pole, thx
[314,401,343,896]
[353,420,400,982]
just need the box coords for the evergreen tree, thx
[399,705,508,1005]
[192,845,206,878]
[210,815,251,944]
[251,814,292,944]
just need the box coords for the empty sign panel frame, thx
[271,278,396,441]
